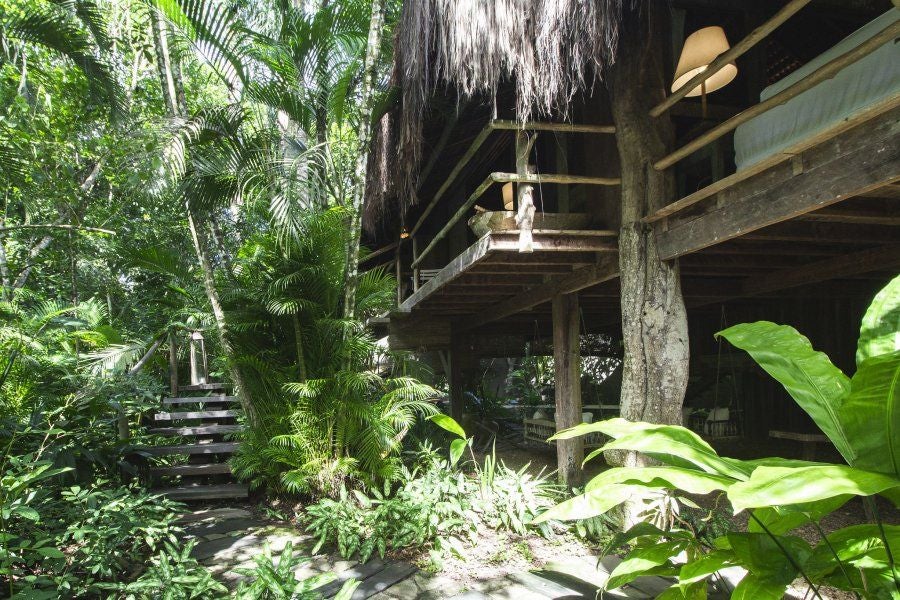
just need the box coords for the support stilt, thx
[552,293,583,487]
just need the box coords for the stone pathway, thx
[178,507,691,599]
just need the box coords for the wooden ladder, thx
[133,332,249,501]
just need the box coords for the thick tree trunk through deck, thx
[553,293,583,487]
[608,7,689,469]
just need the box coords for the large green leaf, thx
[551,417,659,441]
[428,414,466,439]
[857,274,900,365]
[678,550,738,584]
[839,351,900,479]
[730,573,788,600]
[597,429,750,480]
[727,532,811,585]
[748,495,851,535]
[728,465,900,511]
[532,485,636,524]
[807,524,899,579]
[585,466,733,495]
[606,540,688,591]
[717,322,854,462]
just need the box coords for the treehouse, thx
[362,0,900,485]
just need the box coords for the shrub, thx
[305,416,562,563]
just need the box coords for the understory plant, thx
[537,275,900,599]
[305,415,562,564]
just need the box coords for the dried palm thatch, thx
[367,0,632,227]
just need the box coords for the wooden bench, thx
[523,404,619,449]
[769,430,830,460]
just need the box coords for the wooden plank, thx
[163,395,239,405]
[135,442,240,456]
[656,109,900,260]
[739,245,900,297]
[491,119,615,134]
[149,463,232,476]
[401,235,493,311]
[154,410,240,421]
[149,424,243,436]
[178,382,231,392]
[314,559,386,598]
[650,0,812,117]
[655,18,900,170]
[488,232,617,253]
[645,89,900,224]
[155,483,248,501]
[348,562,416,599]
[462,257,619,330]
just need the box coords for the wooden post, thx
[412,236,420,291]
[168,331,178,396]
[554,134,570,213]
[552,293,583,487]
[449,333,474,424]
[395,250,402,305]
[515,131,536,252]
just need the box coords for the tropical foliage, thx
[537,275,900,599]
[305,417,563,565]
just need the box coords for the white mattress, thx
[733,9,900,170]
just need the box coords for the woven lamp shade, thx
[672,26,738,96]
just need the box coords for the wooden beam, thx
[650,0,812,117]
[491,120,615,134]
[740,244,900,297]
[492,172,621,186]
[552,292,583,487]
[410,125,493,237]
[461,257,619,330]
[655,107,900,260]
[801,206,900,226]
[486,234,617,253]
[412,174,494,268]
[741,222,900,245]
[654,18,900,170]
[359,241,398,265]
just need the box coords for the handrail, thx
[408,119,616,238]
[654,18,900,171]
[410,172,621,268]
[650,0,813,118]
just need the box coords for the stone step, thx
[135,442,240,456]
[149,424,243,436]
[154,410,240,421]
[179,383,232,392]
[163,395,239,405]
[154,483,248,501]
[148,463,232,477]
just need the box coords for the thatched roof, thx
[366,0,631,231]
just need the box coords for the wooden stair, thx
[136,382,248,501]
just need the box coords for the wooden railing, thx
[645,1,900,224]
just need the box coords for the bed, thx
[733,8,900,171]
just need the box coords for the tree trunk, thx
[342,0,386,319]
[187,208,258,424]
[149,9,178,116]
[608,5,689,462]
